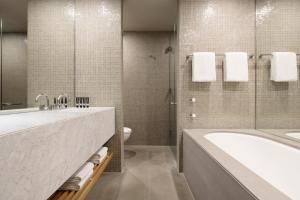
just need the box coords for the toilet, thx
[123,127,132,142]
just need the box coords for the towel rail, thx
[186,53,255,61]
[259,53,300,58]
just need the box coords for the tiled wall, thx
[177,0,256,170]
[256,0,300,128]
[2,34,27,110]
[75,0,123,172]
[123,32,171,145]
[27,0,75,106]
[28,0,123,172]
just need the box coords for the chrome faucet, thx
[57,94,69,109]
[35,94,50,110]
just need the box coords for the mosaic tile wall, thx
[75,0,123,172]
[123,32,172,145]
[177,0,256,171]
[256,0,300,128]
[27,0,75,107]
[28,0,123,172]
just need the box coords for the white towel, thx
[67,162,94,183]
[60,170,93,191]
[271,52,298,82]
[78,170,93,188]
[89,151,108,165]
[224,52,249,82]
[96,147,108,157]
[192,52,216,82]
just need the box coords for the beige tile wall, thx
[256,0,300,128]
[75,0,123,172]
[28,0,123,172]
[123,32,171,145]
[27,0,75,106]
[177,0,256,170]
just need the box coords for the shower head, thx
[165,46,173,54]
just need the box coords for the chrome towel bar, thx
[186,53,255,61]
[259,53,300,58]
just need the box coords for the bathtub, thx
[259,129,300,142]
[183,129,300,200]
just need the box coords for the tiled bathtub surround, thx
[177,0,256,170]
[123,32,172,145]
[256,0,300,128]
[27,0,75,106]
[75,0,123,171]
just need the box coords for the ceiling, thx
[0,0,28,32]
[123,0,177,31]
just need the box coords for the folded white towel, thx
[224,52,249,82]
[89,151,108,165]
[68,162,94,183]
[78,170,93,188]
[192,52,216,82]
[96,147,108,157]
[60,170,93,191]
[271,52,298,82]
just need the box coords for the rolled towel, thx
[96,147,108,157]
[60,170,93,191]
[89,151,108,165]
[67,162,94,183]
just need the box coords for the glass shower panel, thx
[169,28,177,146]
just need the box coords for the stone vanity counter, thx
[0,107,115,200]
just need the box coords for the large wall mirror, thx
[0,0,28,110]
[256,0,300,142]
[0,0,75,112]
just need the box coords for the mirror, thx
[0,0,28,110]
[0,0,75,113]
[256,0,300,143]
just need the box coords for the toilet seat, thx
[124,127,132,142]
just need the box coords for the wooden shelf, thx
[49,152,113,200]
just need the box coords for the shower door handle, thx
[170,102,177,105]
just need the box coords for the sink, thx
[0,107,112,136]
[0,107,115,200]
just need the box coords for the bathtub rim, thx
[259,129,300,145]
[183,129,293,200]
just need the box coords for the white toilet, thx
[123,127,132,142]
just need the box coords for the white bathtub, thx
[183,129,299,200]
[286,132,300,140]
[205,132,300,200]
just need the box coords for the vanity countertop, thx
[0,107,115,200]
[0,107,112,136]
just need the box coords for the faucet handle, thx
[35,93,50,110]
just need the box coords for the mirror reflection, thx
[0,0,28,110]
[256,0,300,143]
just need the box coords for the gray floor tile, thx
[86,146,194,200]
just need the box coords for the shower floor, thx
[86,145,194,200]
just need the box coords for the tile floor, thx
[86,145,194,200]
